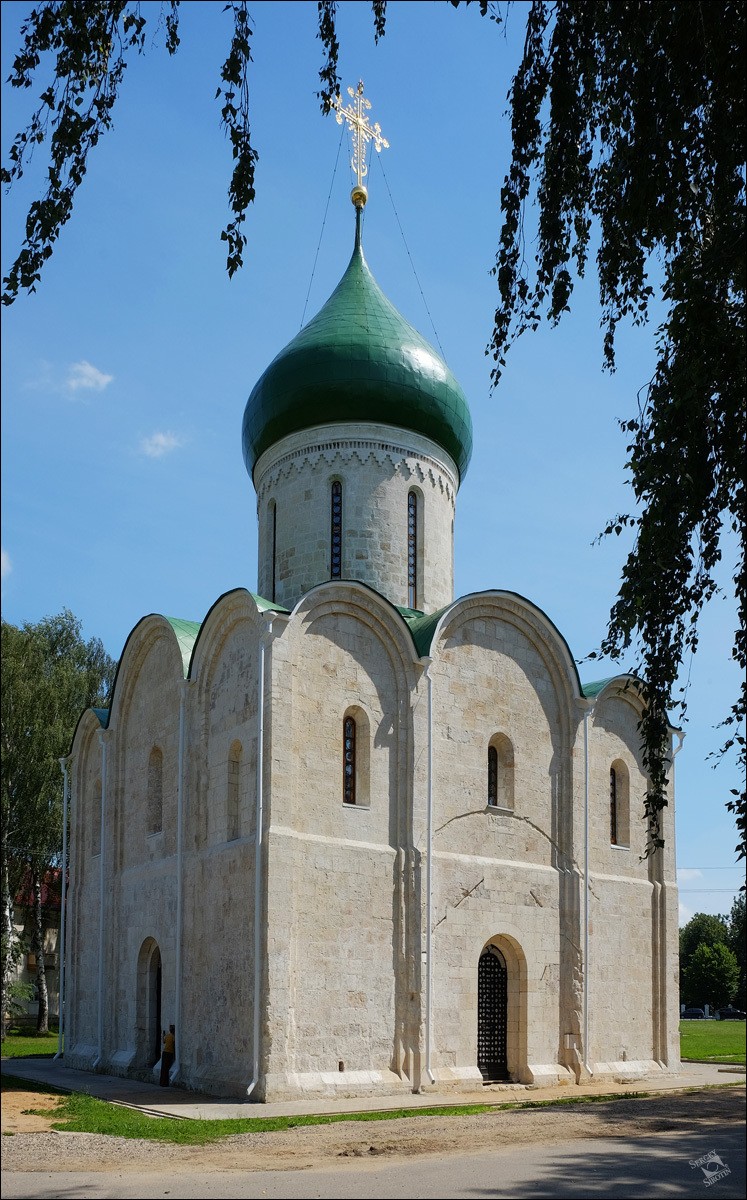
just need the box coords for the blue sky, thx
[1,0,742,924]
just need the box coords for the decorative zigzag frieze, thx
[256,439,456,506]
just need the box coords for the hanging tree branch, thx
[462,0,746,858]
[217,1,257,278]
[2,0,744,860]
[1,1,180,305]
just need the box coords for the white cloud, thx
[677,868,703,883]
[66,360,114,393]
[140,431,184,459]
[1,547,11,580]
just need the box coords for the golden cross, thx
[332,80,389,206]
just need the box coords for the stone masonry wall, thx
[65,586,678,1098]
[426,598,575,1085]
[262,588,420,1099]
[180,610,260,1095]
[585,689,680,1073]
[106,624,181,1073]
[65,716,103,1063]
[254,423,458,613]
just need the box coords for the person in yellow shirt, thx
[159,1024,175,1087]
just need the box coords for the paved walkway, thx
[2,1056,743,1122]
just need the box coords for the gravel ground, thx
[2,1086,744,1175]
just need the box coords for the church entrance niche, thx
[136,938,163,1068]
[478,944,508,1081]
[153,952,162,1064]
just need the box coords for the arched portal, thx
[477,944,508,1080]
[136,938,163,1067]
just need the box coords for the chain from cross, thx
[332,80,389,190]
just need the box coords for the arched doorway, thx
[152,949,162,1065]
[478,944,509,1081]
[136,938,163,1068]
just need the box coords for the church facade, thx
[64,206,681,1102]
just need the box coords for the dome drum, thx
[255,423,458,613]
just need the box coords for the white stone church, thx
[64,184,680,1100]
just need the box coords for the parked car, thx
[716,1006,747,1020]
[681,1007,706,1019]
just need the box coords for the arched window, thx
[269,500,277,602]
[331,481,343,579]
[407,490,418,609]
[609,767,618,845]
[227,741,242,841]
[147,747,163,835]
[343,715,357,805]
[488,735,515,810]
[342,708,370,808]
[608,760,630,847]
[487,746,498,806]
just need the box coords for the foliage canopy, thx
[2,0,745,857]
[682,941,740,1010]
[679,911,729,969]
[726,893,746,1008]
[679,905,746,1012]
[1,610,116,1034]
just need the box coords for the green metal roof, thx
[242,221,473,480]
[581,676,620,699]
[251,592,289,615]
[164,617,203,678]
[165,596,288,677]
[401,606,452,658]
[393,604,424,620]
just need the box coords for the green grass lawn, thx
[1,1030,59,1059]
[680,1019,746,1064]
[1,1079,656,1144]
[1,1023,742,1145]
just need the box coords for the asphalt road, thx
[3,1125,745,1199]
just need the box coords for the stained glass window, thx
[487,735,515,810]
[331,482,343,579]
[343,715,356,805]
[610,767,618,845]
[270,501,277,602]
[488,745,498,806]
[407,491,418,609]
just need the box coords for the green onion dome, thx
[242,226,473,480]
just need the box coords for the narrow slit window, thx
[487,746,498,806]
[270,502,277,602]
[610,767,618,845]
[488,735,515,810]
[407,491,418,609]
[227,743,241,842]
[343,715,356,805]
[331,482,342,579]
[147,747,163,835]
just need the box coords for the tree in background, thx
[1,611,116,1037]
[679,911,729,969]
[682,941,740,1012]
[726,893,746,1009]
[678,908,747,1012]
[1,1,745,858]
